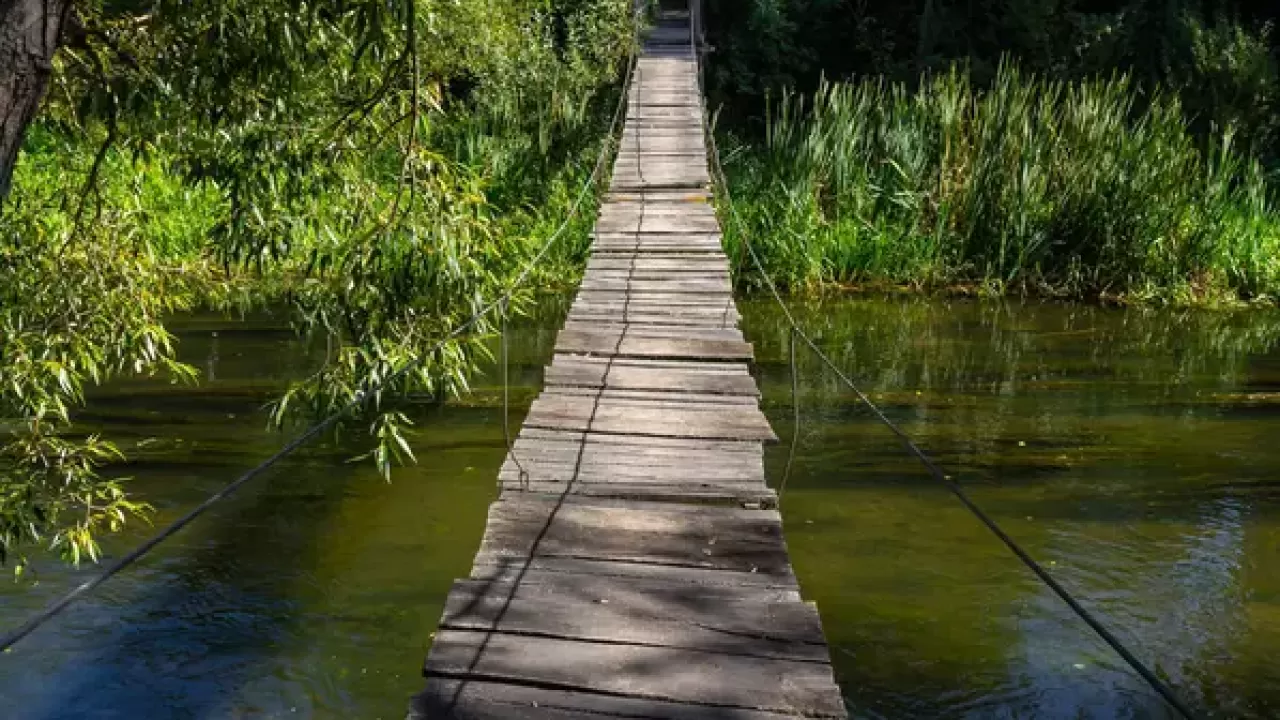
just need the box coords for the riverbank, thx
[720,66,1280,308]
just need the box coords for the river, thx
[1,295,1278,719]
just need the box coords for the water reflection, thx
[0,294,1278,718]
[742,296,1280,719]
[0,305,560,719]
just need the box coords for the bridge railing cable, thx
[691,17,1197,720]
[0,9,644,655]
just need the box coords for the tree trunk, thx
[0,0,71,202]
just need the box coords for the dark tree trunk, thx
[0,0,72,201]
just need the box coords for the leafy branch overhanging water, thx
[0,0,634,571]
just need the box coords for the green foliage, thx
[703,0,1280,161]
[0,0,634,567]
[0,136,222,566]
[724,66,1280,302]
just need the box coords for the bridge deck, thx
[411,11,846,719]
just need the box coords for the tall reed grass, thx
[725,65,1280,304]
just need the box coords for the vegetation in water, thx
[702,0,1280,164]
[0,0,633,569]
[703,0,1280,302]
[720,66,1280,304]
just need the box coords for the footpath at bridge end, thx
[410,9,847,718]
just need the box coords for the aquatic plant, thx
[724,65,1280,303]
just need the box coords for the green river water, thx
[1,295,1278,719]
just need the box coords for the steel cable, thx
[691,14,1197,719]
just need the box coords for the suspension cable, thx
[692,18,1196,720]
[0,10,643,655]
[777,326,801,507]
[499,297,531,493]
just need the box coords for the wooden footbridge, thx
[411,9,847,719]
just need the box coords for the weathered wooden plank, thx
[605,189,711,203]
[615,142,708,155]
[497,481,775,506]
[539,385,761,407]
[438,581,830,662]
[577,281,731,295]
[565,313,736,329]
[598,203,717,219]
[619,127,704,137]
[413,680,812,720]
[497,464,766,488]
[568,301,738,316]
[570,297,737,311]
[578,272,732,284]
[548,355,750,375]
[577,273,733,284]
[573,285,735,296]
[498,461,765,485]
[558,322,745,341]
[498,464,765,486]
[424,631,845,718]
[498,468,765,490]
[508,442,764,475]
[616,139,707,153]
[576,285,734,299]
[567,302,737,314]
[618,125,706,136]
[588,241,719,253]
[626,109,703,122]
[589,244,724,254]
[543,361,756,396]
[503,441,764,469]
[581,271,732,283]
[578,271,733,284]
[582,254,726,266]
[498,463,767,486]
[645,25,696,44]
[505,449,765,479]
[583,268,731,280]
[468,555,798,596]
[632,78,699,86]
[500,456,764,483]
[586,256,726,268]
[515,427,765,457]
[523,398,777,443]
[613,153,709,166]
[555,329,754,362]
[592,230,722,242]
[574,286,735,299]
[629,89,702,99]
[474,495,790,571]
[609,177,710,192]
[590,239,724,250]
[576,292,737,304]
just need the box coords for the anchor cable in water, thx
[0,10,644,655]
[691,15,1196,719]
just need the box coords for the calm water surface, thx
[1,295,1279,719]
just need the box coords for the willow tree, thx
[0,0,633,568]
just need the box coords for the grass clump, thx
[725,64,1280,304]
